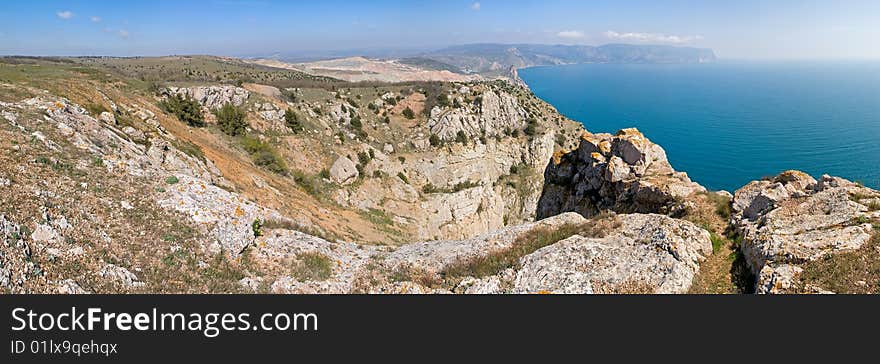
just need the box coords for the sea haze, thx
[519,61,880,191]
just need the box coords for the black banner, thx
[2,295,877,362]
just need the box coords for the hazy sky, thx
[2,0,879,59]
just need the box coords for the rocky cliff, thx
[537,128,705,219]
[2,56,876,294]
[732,171,880,293]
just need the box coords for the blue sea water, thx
[519,61,880,192]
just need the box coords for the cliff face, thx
[537,128,705,219]
[327,82,581,241]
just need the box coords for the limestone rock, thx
[380,212,711,294]
[427,90,527,141]
[732,171,880,293]
[329,156,359,185]
[513,214,712,294]
[162,86,249,110]
[537,128,705,219]
[98,111,116,124]
[56,279,90,294]
[99,264,145,288]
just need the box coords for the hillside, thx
[2,54,876,295]
[249,57,481,83]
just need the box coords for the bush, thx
[437,94,450,107]
[397,172,409,184]
[159,94,204,127]
[215,103,247,136]
[455,131,468,144]
[350,116,363,129]
[402,107,415,119]
[357,151,371,166]
[284,108,303,133]
[241,136,287,174]
[252,219,263,237]
[429,134,441,147]
[291,170,324,196]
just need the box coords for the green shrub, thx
[437,94,450,107]
[291,170,324,196]
[397,172,409,184]
[215,103,247,136]
[284,108,303,133]
[357,151,371,166]
[252,219,263,237]
[159,94,204,127]
[455,131,468,144]
[429,134,441,147]
[165,176,180,185]
[241,136,287,174]
[402,107,415,119]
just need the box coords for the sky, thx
[1,0,879,59]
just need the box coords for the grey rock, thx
[513,214,712,294]
[329,156,359,185]
[538,128,705,219]
[732,171,880,293]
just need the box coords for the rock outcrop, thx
[537,128,705,219]
[334,131,557,241]
[162,86,250,110]
[511,213,712,294]
[238,212,712,294]
[427,89,527,141]
[731,171,880,293]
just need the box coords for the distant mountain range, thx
[256,43,716,83]
[417,43,717,77]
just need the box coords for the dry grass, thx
[441,213,621,279]
[684,192,755,294]
[796,230,880,294]
[290,251,333,282]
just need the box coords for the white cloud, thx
[603,31,703,44]
[557,30,585,39]
[91,16,102,23]
[117,30,130,39]
[56,11,74,20]
[470,2,480,11]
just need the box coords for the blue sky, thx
[1,1,879,59]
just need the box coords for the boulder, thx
[329,156,359,185]
[98,111,116,124]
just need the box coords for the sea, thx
[519,61,880,191]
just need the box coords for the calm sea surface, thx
[519,61,880,191]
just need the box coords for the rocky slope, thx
[2,56,876,294]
